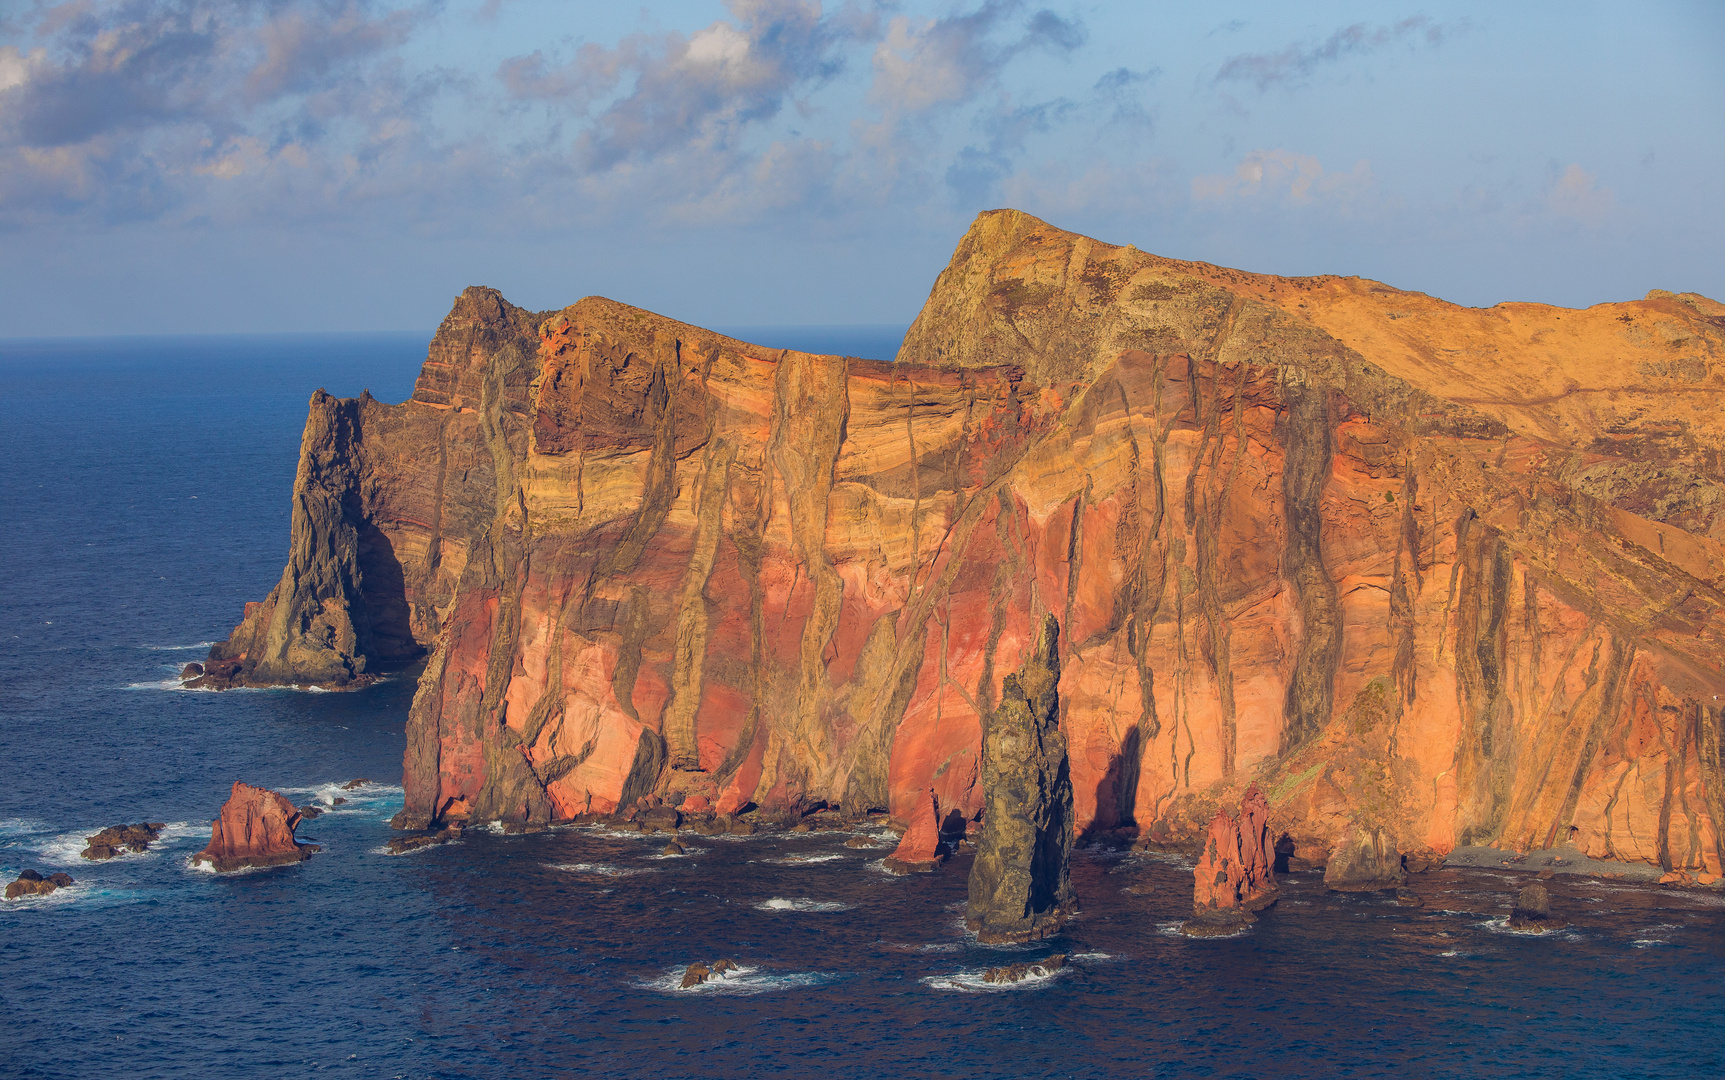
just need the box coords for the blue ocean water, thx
[1,330,1722,1079]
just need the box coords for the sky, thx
[1,0,1721,335]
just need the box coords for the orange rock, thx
[193,782,319,873]
[884,790,943,875]
[1188,786,1279,927]
[200,212,1725,880]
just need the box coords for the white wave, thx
[376,840,458,857]
[885,941,963,953]
[123,678,215,692]
[642,964,829,996]
[140,641,216,651]
[1630,938,1669,948]
[754,898,852,912]
[922,964,1068,992]
[764,852,847,865]
[1475,916,1583,940]
[547,863,657,877]
[646,850,695,860]
[1069,952,1115,961]
[1158,918,1253,939]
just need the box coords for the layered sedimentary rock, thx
[193,782,319,872]
[966,615,1076,941]
[205,210,1725,878]
[1185,786,1278,932]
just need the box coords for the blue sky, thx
[1,0,1720,334]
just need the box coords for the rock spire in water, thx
[1183,786,1279,935]
[966,614,1076,944]
[193,781,320,873]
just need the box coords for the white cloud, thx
[1191,149,1376,213]
[1545,163,1613,224]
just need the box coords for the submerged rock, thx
[1395,887,1424,907]
[192,782,320,873]
[1507,883,1568,932]
[982,954,1065,985]
[1324,824,1406,892]
[386,825,462,854]
[299,805,325,820]
[340,778,368,790]
[661,841,684,856]
[884,790,944,875]
[965,615,1076,943]
[80,822,166,861]
[1183,786,1278,936]
[845,834,886,849]
[5,869,74,900]
[679,958,739,989]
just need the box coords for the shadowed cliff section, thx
[204,211,1725,879]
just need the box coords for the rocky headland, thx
[193,782,320,873]
[193,209,1725,884]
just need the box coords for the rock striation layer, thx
[203,210,1725,879]
[193,782,320,873]
[966,615,1077,943]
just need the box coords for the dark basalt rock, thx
[6,869,75,900]
[1507,883,1568,932]
[386,825,463,854]
[965,615,1076,944]
[299,805,325,820]
[639,806,681,834]
[679,958,739,989]
[80,823,166,861]
[341,778,368,790]
[180,662,204,679]
[661,841,684,856]
[982,954,1065,984]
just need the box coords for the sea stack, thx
[1182,786,1279,936]
[883,789,944,874]
[1324,823,1406,892]
[965,615,1075,943]
[1507,882,1568,933]
[193,781,320,873]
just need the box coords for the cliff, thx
[205,210,1725,877]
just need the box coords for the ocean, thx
[1,330,1721,1079]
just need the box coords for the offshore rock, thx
[204,212,1725,879]
[193,782,319,873]
[884,789,944,874]
[386,825,462,854]
[5,870,74,900]
[679,959,739,989]
[982,954,1066,984]
[966,615,1075,943]
[81,823,165,861]
[1507,883,1568,932]
[1182,786,1278,935]
[1324,824,1407,892]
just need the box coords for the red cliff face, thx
[205,210,1725,878]
[193,782,318,873]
